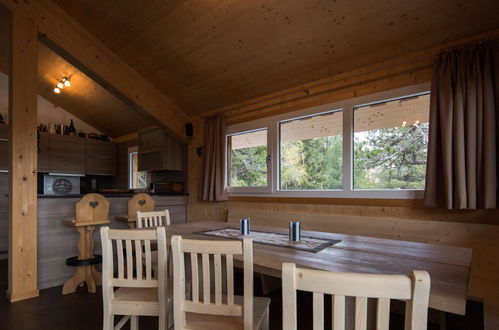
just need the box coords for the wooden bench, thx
[227,208,499,328]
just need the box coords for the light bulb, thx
[54,87,61,94]
[57,82,64,89]
[64,80,71,87]
[414,120,420,125]
[402,121,407,127]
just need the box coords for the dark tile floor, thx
[0,260,484,330]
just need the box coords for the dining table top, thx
[164,221,472,316]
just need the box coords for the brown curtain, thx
[424,42,498,209]
[202,114,228,201]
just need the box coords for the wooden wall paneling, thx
[154,195,188,224]
[8,12,39,302]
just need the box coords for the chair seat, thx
[114,278,173,303]
[183,296,270,330]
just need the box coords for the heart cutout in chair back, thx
[138,199,146,207]
[89,201,99,208]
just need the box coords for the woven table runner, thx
[199,227,340,253]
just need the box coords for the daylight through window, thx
[353,93,430,190]
[280,110,343,190]
[228,129,268,188]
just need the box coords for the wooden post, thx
[7,13,39,302]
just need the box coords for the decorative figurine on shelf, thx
[68,119,76,137]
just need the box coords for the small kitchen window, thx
[128,147,148,189]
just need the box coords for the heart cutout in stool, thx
[89,201,99,208]
[138,200,146,206]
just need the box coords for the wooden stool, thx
[116,193,155,229]
[62,194,110,295]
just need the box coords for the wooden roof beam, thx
[0,0,189,143]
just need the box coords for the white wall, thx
[0,72,102,134]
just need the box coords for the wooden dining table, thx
[164,221,472,316]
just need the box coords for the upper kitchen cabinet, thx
[38,132,50,172]
[49,135,85,174]
[0,140,7,172]
[85,139,117,176]
[0,125,7,172]
[138,127,182,171]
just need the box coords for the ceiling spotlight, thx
[54,87,61,94]
[64,79,71,87]
[57,82,64,89]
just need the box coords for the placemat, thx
[198,227,340,253]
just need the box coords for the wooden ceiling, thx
[36,43,154,137]
[0,5,154,138]
[53,0,499,115]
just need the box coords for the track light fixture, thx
[53,77,71,94]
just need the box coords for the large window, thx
[279,110,343,190]
[225,83,430,198]
[353,93,429,190]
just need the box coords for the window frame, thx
[128,146,138,190]
[226,121,274,194]
[226,82,430,199]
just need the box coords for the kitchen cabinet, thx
[49,135,85,174]
[38,132,50,172]
[85,139,117,175]
[0,140,7,172]
[0,125,7,172]
[138,128,182,171]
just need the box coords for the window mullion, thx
[343,104,353,193]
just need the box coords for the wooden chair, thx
[137,209,171,228]
[137,210,171,278]
[171,235,270,330]
[62,193,110,295]
[101,226,171,330]
[281,263,431,330]
[117,193,155,228]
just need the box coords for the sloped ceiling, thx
[53,0,499,115]
[0,5,154,138]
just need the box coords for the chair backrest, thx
[171,235,254,330]
[76,193,110,224]
[282,263,430,330]
[128,193,155,222]
[136,209,170,228]
[100,226,168,310]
